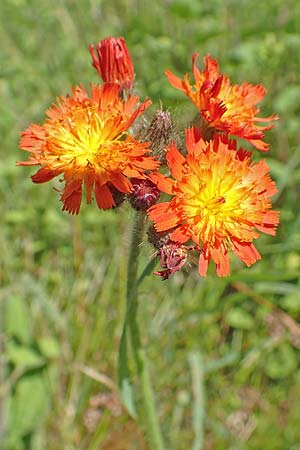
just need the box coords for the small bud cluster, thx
[18,35,279,279]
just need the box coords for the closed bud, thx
[128,178,160,211]
[136,109,180,163]
[147,225,171,249]
[89,37,135,91]
[154,242,188,280]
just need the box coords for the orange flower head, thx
[89,37,135,90]
[166,54,278,151]
[18,83,158,214]
[148,128,279,276]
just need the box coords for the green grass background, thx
[1,0,300,449]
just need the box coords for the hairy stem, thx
[126,211,165,450]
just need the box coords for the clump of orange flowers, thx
[18,36,279,277]
[148,54,279,277]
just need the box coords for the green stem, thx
[126,211,165,450]
[189,352,205,450]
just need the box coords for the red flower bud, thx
[128,178,160,211]
[89,37,135,90]
[154,242,188,280]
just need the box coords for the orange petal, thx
[170,226,189,243]
[84,173,95,204]
[248,139,270,152]
[148,202,179,232]
[110,173,132,193]
[123,98,152,130]
[203,54,220,79]
[166,143,186,179]
[241,83,267,105]
[198,250,209,276]
[185,127,206,155]
[153,213,179,232]
[232,241,261,267]
[61,180,82,215]
[210,247,231,277]
[150,172,175,195]
[31,167,60,183]
[216,253,230,277]
[165,69,187,92]
[16,158,40,166]
[256,210,280,235]
[94,182,115,210]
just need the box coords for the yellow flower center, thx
[178,163,251,244]
[45,107,125,172]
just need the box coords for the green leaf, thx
[7,372,50,443]
[204,351,240,374]
[118,327,137,419]
[136,258,158,288]
[280,292,300,313]
[4,295,32,343]
[37,336,60,359]
[7,341,45,368]
[264,343,298,379]
[225,308,255,330]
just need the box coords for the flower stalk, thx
[121,211,165,450]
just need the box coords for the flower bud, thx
[89,37,135,91]
[128,178,160,211]
[147,225,171,249]
[135,109,180,163]
[154,242,188,280]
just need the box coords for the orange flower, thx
[18,83,158,214]
[89,37,135,90]
[166,54,278,151]
[148,128,279,276]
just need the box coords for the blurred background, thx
[1,0,300,449]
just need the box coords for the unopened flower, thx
[128,178,160,211]
[148,128,279,277]
[18,83,158,214]
[89,37,135,91]
[154,241,188,280]
[166,54,278,151]
[147,225,171,249]
[135,109,180,163]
